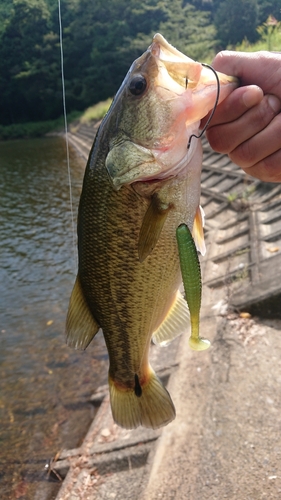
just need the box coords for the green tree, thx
[0,0,58,123]
[257,0,281,23]
[0,0,224,126]
[237,15,281,51]
[0,0,14,40]
[158,0,216,61]
[62,0,170,108]
[62,0,216,110]
[213,0,259,47]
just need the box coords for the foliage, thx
[0,112,81,140]
[0,0,280,130]
[256,15,281,50]
[214,0,259,47]
[79,99,113,123]
[0,119,60,141]
[188,0,281,46]
[256,0,281,24]
[236,15,281,51]
[158,1,216,62]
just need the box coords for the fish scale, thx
[80,173,182,381]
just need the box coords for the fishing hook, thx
[187,63,220,150]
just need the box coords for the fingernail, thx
[242,86,263,108]
[268,94,281,114]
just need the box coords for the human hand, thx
[203,51,281,182]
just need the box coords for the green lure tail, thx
[176,223,210,351]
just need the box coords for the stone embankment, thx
[53,121,281,500]
[67,121,101,160]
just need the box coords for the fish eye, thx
[128,75,147,96]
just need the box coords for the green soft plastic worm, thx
[176,223,210,351]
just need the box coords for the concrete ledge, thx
[53,125,281,499]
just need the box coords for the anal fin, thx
[65,275,100,350]
[138,193,173,262]
[152,291,190,346]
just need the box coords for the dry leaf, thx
[239,312,251,319]
[266,247,279,253]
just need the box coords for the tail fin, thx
[108,368,175,429]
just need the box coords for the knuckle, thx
[255,97,277,130]
[206,126,232,154]
[229,140,254,168]
[262,154,281,182]
[274,112,281,138]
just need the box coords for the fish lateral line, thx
[176,223,210,351]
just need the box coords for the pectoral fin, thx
[65,275,100,350]
[192,205,206,256]
[138,194,173,262]
[152,291,190,346]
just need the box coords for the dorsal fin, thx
[65,275,100,350]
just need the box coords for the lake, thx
[0,136,108,500]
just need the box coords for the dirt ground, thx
[144,310,281,500]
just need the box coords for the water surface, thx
[0,137,108,499]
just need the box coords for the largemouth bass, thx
[66,34,237,429]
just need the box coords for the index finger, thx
[201,85,263,129]
[212,51,281,98]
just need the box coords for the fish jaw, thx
[151,33,238,123]
[186,65,238,124]
[105,34,238,190]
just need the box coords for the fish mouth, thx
[150,33,197,65]
[149,34,203,94]
[149,33,237,97]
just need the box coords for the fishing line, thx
[58,0,76,264]
[187,63,220,150]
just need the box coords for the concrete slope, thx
[52,122,281,500]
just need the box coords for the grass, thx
[79,98,112,123]
[0,99,113,140]
[235,17,281,52]
[0,111,81,141]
